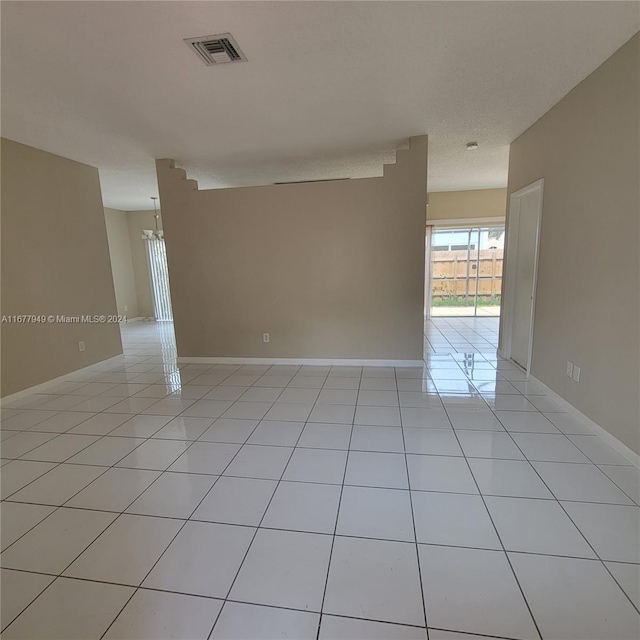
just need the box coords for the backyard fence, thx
[431,249,503,305]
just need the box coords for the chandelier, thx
[142,197,164,240]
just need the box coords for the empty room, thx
[1,2,639,639]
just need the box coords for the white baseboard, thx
[0,354,124,406]
[178,357,424,367]
[529,374,640,468]
[123,316,144,324]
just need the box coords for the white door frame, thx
[501,179,544,377]
[424,225,433,319]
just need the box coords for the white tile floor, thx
[1,318,639,640]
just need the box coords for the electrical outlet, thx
[263,333,270,343]
[124,305,128,312]
[572,366,581,382]
[566,361,573,377]
[78,341,85,352]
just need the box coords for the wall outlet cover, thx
[572,366,581,382]
[566,362,573,377]
[78,341,86,352]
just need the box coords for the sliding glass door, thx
[429,226,504,317]
[144,238,174,321]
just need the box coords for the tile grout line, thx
[465,356,639,616]
[2,352,241,635]
[5,496,640,565]
[3,322,638,636]
[8,558,524,640]
[0,561,626,640]
[500,429,640,617]
[0,438,129,553]
[97,402,261,640]
[204,367,333,640]
[396,364,431,638]
[313,366,360,639]
[3,404,636,560]
[440,398,545,640]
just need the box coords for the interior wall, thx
[427,188,507,223]
[157,136,428,361]
[125,210,163,319]
[104,208,139,318]
[501,34,639,454]
[1,139,122,396]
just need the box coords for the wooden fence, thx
[431,249,503,302]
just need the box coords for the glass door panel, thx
[430,226,504,317]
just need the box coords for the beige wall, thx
[1,139,122,396]
[501,34,639,454]
[157,136,428,361]
[126,210,162,319]
[427,188,507,223]
[104,208,139,318]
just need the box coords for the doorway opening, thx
[144,237,173,321]
[428,226,505,318]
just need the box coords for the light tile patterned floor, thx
[1,319,639,640]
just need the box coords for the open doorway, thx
[429,226,505,317]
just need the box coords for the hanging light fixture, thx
[142,197,164,240]
[151,197,163,240]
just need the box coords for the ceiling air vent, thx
[184,33,247,66]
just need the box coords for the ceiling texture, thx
[2,1,638,210]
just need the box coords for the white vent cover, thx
[184,33,247,66]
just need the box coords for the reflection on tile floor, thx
[1,319,639,640]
